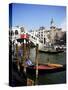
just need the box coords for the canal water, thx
[29,48,66,85]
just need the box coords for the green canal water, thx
[29,48,66,85]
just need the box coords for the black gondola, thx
[20,63,66,75]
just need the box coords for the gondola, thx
[26,63,66,74]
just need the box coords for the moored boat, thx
[25,63,66,74]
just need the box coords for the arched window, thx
[20,27,24,32]
[15,30,18,35]
[9,30,11,36]
[10,30,14,36]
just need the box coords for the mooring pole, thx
[35,44,39,85]
[22,39,27,72]
[22,39,24,64]
[16,43,20,70]
[27,40,30,59]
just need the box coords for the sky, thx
[11,3,66,31]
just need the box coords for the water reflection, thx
[30,48,66,65]
[29,48,66,85]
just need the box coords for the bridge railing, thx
[28,33,43,50]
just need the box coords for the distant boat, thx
[39,49,64,54]
[39,46,64,54]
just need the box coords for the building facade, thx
[29,19,66,46]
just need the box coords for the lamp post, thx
[20,33,29,72]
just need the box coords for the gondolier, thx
[25,58,33,66]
